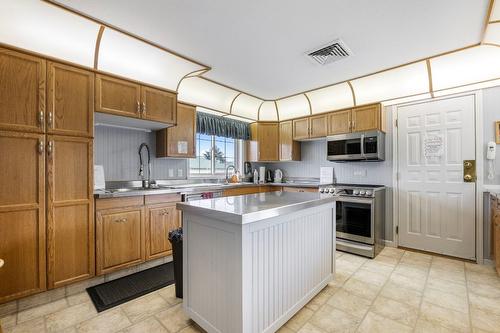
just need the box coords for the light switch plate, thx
[168,169,174,177]
[353,170,367,177]
[178,169,183,177]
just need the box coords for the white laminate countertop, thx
[176,191,335,224]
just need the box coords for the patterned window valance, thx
[196,112,251,140]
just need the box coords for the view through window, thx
[189,134,237,175]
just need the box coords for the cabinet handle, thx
[48,112,53,128]
[142,102,146,115]
[38,139,44,154]
[0,259,4,268]
[114,217,127,223]
[47,141,53,156]
[352,120,355,130]
[137,101,141,114]
[38,111,44,128]
[160,210,169,216]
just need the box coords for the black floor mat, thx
[87,262,175,312]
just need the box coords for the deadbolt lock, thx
[463,160,476,183]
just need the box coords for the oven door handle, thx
[335,196,373,204]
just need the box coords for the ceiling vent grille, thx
[307,39,351,65]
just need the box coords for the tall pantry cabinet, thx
[0,48,94,302]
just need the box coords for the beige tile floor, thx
[1,247,499,333]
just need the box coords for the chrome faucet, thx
[139,143,152,188]
[225,164,236,183]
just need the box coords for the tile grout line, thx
[463,265,474,332]
[411,254,433,333]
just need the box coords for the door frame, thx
[391,91,484,262]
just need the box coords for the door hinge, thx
[395,119,398,127]
[396,226,399,235]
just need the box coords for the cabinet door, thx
[328,110,351,135]
[352,104,381,132]
[95,74,141,118]
[156,103,195,157]
[282,187,317,193]
[293,118,310,140]
[96,207,144,275]
[494,200,500,275]
[279,121,300,161]
[47,62,94,137]
[0,131,46,303]
[258,123,279,161]
[145,203,179,260]
[141,86,177,124]
[0,48,45,133]
[46,136,94,288]
[309,114,328,138]
[246,123,259,162]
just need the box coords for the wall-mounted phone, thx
[487,141,496,180]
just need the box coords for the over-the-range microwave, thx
[327,130,385,162]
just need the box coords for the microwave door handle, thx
[360,134,365,157]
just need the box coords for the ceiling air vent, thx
[307,39,351,65]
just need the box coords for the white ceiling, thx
[55,0,489,100]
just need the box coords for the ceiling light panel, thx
[433,78,500,97]
[178,77,239,113]
[484,23,500,44]
[276,94,310,120]
[350,62,429,105]
[306,82,354,114]
[231,94,261,120]
[224,115,255,123]
[196,107,226,116]
[98,28,204,91]
[258,102,278,121]
[381,93,432,106]
[0,0,99,67]
[491,1,500,21]
[431,45,500,91]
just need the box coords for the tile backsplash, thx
[94,126,188,181]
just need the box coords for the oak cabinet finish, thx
[46,136,94,289]
[279,121,300,161]
[222,186,279,197]
[141,86,176,124]
[493,196,500,275]
[282,187,317,193]
[0,131,46,303]
[95,74,141,118]
[247,123,279,162]
[96,206,145,275]
[309,115,328,138]
[145,203,179,260]
[156,103,196,158]
[292,118,310,140]
[47,62,94,137]
[351,104,382,132]
[328,110,352,135]
[0,48,45,133]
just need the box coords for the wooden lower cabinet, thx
[222,186,279,197]
[145,203,180,260]
[0,131,46,303]
[492,195,500,275]
[46,136,94,289]
[282,187,318,193]
[96,206,145,275]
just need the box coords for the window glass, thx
[190,134,238,176]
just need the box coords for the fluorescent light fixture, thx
[381,93,432,106]
[259,102,278,121]
[224,115,254,123]
[433,78,500,97]
[276,94,310,120]
[351,62,429,105]
[98,28,204,90]
[231,94,261,120]
[0,0,99,67]
[491,1,500,22]
[431,45,500,91]
[196,107,226,116]
[178,77,239,113]
[306,82,354,114]
[484,23,500,44]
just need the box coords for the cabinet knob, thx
[137,101,140,114]
[38,139,44,154]
[0,259,4,268]
[48,112,53,128]
[114,217,127,223]
[38,111,44,128]
[142,102,146,115]
[47,141,54,156]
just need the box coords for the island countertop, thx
[176,191,334,224]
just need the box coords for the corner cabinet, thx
[279,121,301,161]
[246,122,279,162]
[95,74,177,125]
[156,103,196,158]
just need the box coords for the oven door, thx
[336,196,374,244]
[327,133,363,161]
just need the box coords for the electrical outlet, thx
[353,169,367,177]
[177,169,183,177]
[168,169,174,177]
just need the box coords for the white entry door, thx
[397,95,476,260]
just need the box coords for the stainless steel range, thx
[319,184,386,258]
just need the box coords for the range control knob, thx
[353,189,360,195]
[359,190,366,196]
[319,188,324,193]
[365,190,373,197]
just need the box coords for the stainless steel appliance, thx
[327,130,385,162]
[319,184,385,258]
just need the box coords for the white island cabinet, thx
[177,191,336,333]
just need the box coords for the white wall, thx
[94,126,188,181]
[483,86,500,185]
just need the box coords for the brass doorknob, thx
[464,161,472,168]
[0,259,4,268]
[464,175,472,181]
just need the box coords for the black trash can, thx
[168,228,183,298]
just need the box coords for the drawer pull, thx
[48,111,53,128]
[137,101,140,114]
[38,139,44,154]
[38,111,44,127]
[160,210,169,216]
[0,259,4,268]
[114,217,127,223]
[142,102,146,115]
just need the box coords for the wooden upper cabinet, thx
[351,104,382,132]
[0,48,45,133]
[0,131,46,303]
[95,74,141,118]
[46,136,94,289]
[145,203,179,260]
[258,123,279,161]
[96,206,145,275]
[141,86,176,124]
[279,121,300,161]
[293,118,310,140]
[47,62,94,137]
[328,110,352,135]
[156,103,195,158]
[309,114,328,138]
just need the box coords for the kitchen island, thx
[177,191,336,333]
